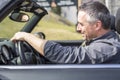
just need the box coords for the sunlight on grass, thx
[0,12,83,40]
[0,17,26,38]
[32,19,82,40]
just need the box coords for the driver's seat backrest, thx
[110,15,116,31]
[115,8,120,34]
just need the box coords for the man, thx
[11,1,120,64]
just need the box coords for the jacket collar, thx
[85,30,118,45]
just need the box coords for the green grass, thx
[0,12,83,40]
[0,17,26,38]
[32,12,83,40]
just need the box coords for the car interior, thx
[0,0,49,65]
[0,0,120,80]
[0,0,85,65]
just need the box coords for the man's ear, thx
[95,20,102,31]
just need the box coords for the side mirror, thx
[9,12,29,22]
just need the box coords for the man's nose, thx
[76,24,82,33]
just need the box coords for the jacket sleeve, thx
[44,41,118,64]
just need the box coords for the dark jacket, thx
[44,31,120,64]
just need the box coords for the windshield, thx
[0,16,25,39]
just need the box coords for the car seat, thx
[115,8,120,34]
[110,15,116,31]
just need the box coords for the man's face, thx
[77,11,97,40]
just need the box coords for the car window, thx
[31,12,82,40]
[0,12,82,40]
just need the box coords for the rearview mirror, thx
[9,12,29,22]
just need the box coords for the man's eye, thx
[78,23,83,26]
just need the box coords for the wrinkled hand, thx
[11,32,29,42]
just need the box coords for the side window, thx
[32,14,82,40]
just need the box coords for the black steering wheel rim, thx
[15,41,35,64]
[15,41,48,64]
[15,41,27,64]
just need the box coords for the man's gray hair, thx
[78,1,111,29]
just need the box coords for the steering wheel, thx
[15,41,36,64]
[15,41,46,64]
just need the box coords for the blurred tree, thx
[50,0,61,15]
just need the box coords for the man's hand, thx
[11,32,29,42]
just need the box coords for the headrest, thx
[110,15,116,31]
[115,8,120,34]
